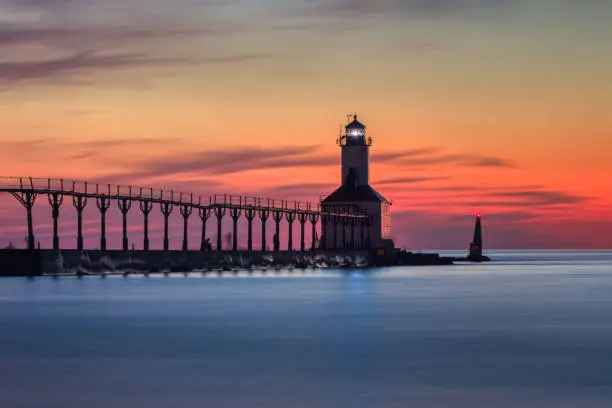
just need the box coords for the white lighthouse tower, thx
[340,115,370,187]
[321,115,393,251]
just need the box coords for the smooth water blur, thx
[1,251,612,408]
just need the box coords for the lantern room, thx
[337,115,372,146]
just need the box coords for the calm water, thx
[1,251,612,408]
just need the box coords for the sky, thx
[0,0,611,249]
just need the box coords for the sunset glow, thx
[1,0,611,249]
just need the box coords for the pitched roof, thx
[346,117,366,130]
[322,185,390,204]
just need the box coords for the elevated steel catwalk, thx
[0,177,370,251]
[0,177,366,217]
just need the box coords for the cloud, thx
[443,210,541,223]
[268,22,362,34]
[198,53,274,64]
[371,147,443,162]
[405,153,514,168]
[373,147,513,168]
[75,138,176,148]
[397,39,453,54]
[128,145,337,179]
[373,176,445,186]
[491,190,590,206]
[0,48,273,88]
[0,1,271,89]
[404,184,542,192]
[113,178,224,198]
[0,51,184,84]
[258,182,337,201]
[62,138,181,161]
[389,207,612,250]
[303,0,522,19]
[393,186,590,214]
[399,199,579,210]
[0,137,167,149]
[0,26,226,47]
[261,182,337,195]
[0,137,179,160]
[3,0,224,23]
[0,139,514,193]
[122,145,501,185]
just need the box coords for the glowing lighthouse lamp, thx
[338,114,372,147]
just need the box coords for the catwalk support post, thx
[259,209,269,251]
[245,208,256,252]
[272,210,283,252]
[139,201,153,251]
[180,204,192,251]
[286,212,296,251]
[118,198,132,251]
[230,207,242,251]
[298,213,308,252]
[214,207,226,252]
[96,196,111,250]
[48,192,63,250]
[309,213,319,250]
[12,191,37,250]
[199,208,211,251]
[72,195,87,251]
[161,202,173,251]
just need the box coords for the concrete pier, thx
[0,248,455,277]
[0,249,374,276]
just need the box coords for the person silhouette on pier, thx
[203,238,212,252]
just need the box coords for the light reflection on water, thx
[1,251,612,408]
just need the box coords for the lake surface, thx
[1,251,612,407]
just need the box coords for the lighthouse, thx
[321,115,393,251]
[466,213,490,262]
